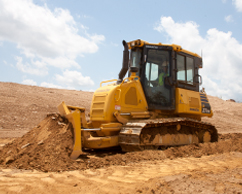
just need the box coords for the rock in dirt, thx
[5,156,15,164]
[21,143,31,149]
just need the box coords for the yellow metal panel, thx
[189,97,199,108]
[91,109,104,116]
[175,88,213,118]
[101,123,122,128]
[90,76,148,126]
[83,135,119,149]
[130,111,150,118]
[92,102,105,109]
[125,87,138,105]
[176,88,200,114]
[93,95,106,102]
[100,123,122,136]
[90,84,117,123]
[119,80,148,113]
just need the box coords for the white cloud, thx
[40,81,95,91]
[0,0,105,74]
[233,0,242,12]
[55,70,95,89]
[87,89,95,92]
[111,42,119,47]
[22,79,37,86]
[154,17,204,52]
[225,15,234,22]
[15,56,48,76]
[40,82,63,89]
[78,14,92,19]
[155,16,242,101]
[39,57,80,69]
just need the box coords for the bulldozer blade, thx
[58,101,84,160]
[67,110,83,159]
[70,150,84,160]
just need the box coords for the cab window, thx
[187,57,194,84]
[177,54,194,85]
[177,55,185,82]
[145,63,158,87]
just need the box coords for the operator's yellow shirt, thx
[158,72,168,86]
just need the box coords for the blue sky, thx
[1,0,242,101]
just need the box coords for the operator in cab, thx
[158,61,169,86]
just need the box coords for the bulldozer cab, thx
[128,40,202,111]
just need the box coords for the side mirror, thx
[194,74,202,86]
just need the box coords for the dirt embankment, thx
[202,95,242,133]
[0,82,93,138]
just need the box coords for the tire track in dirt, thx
[0,152,242,194]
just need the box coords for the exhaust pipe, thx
[117,40,129,84]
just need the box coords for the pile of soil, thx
[1,113,242,172]
[0,113,80,172]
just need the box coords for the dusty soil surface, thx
[1,152,242,194]
[1,82,242,193]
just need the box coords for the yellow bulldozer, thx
[58,39,218,159]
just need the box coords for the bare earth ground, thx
[0,82,242,194]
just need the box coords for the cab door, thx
[141,46,175,110]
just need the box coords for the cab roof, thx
[127,39,201,59]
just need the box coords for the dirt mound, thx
[0,114,82,172]
[1,114,242,172]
